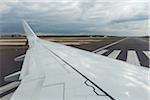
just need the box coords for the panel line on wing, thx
[84,80,106,96]
[43,82,65,100]
[40,43,116,100]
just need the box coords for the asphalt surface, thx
[0,37,149,99]
[75,37,124,51]
[78,37,150,68]
[103,37,149,67]
[0,46,27,86]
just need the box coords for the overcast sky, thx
[0,0,149,36]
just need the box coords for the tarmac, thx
[0,36,149,100]
[78,37,150,67]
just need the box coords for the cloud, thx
[0,0,149,36]
[78,0,96,16]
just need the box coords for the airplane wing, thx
[10,20,149,100]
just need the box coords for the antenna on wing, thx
[22,20,38,47]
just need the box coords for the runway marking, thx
[95,49,149,67]
[127,50,141,66]
[143,51,150,59]
[93,38,127,53]
[97,50,108,55]
[108,50,121,59]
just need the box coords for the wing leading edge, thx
[10,20,149,100]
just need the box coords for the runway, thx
[78,37,150,68]
[0,36,149,100]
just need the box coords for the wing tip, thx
[22,19,37,38]
[22,19,38,46]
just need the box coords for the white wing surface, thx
[10,20,149,100]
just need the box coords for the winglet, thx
[22,20,37,47]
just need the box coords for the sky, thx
[0,0,149,36]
